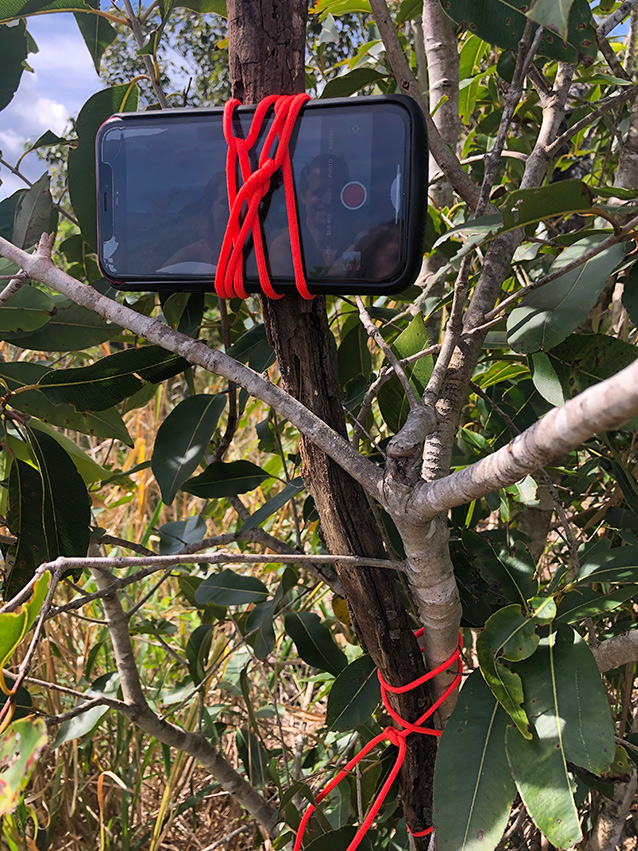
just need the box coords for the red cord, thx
[293,631,463,850]
[214,93,313,300]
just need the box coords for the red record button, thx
[341,181,367,210]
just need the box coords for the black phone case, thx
[95,95,427,296]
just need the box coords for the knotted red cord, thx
[293,630,463,850]
[214,93,313,300]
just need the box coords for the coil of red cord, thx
[293,630,463,850]
[214,93,313,300]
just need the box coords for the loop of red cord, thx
[293,630,463,851]
[214,93,313,300]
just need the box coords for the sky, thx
[0,14,102,200]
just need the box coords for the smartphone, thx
[96,95,427,296]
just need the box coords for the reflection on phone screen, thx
[98,103,409,286]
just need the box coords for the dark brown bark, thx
[226,0,436,841]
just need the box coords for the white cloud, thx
[0,14,102,200]
[0,129,25,159]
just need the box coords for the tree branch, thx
[410,355,638,519]
[0,234,385,505]
[367,0,481,209]
[593,629,638,672]
[88,563,280,833]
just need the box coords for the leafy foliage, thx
[0,0,637,848]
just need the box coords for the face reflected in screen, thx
[97,100,412,290]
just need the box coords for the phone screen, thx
[97,99,417,291]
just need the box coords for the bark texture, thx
[226,0,437,839]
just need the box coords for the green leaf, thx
[0,294,121,350]
[437,180,597,261]
[157,515,206,554]
[37,345,189,411]
[439,0,596,63]
[21,420,111,483]
[326,654,380,731]
[152,394,226,504]
[1,362,131,444]
[556,585,638,624]
[578,544,638,584]
[52,671,119,748]
[227,323,275,372]
[28,129,70,151]
[182,459,271,499]
[4,459,51,596]
[530,334,638,408]
[312,0,371,18]
[397,0,422,23]
[0,575,49,692]
[471,536,538,606]
[284,611,347,676]
[304,828,373,851]
[175,0,226,13]
[186,624,213,685]
[506,719,581,848]
[508,238,628,353]
[245,598,277,660]
[68,85,139,251]
[138,24,163,55]
[525,0,574,39]
[74,0,116,72]
[337,324,371,388]
[433,670,516,851]
[622,260,638,327]
[0,718,47,818]
[0,190,25,240]
[240,476,305,532]
[476,604,537,738]
[507,625,614,847]
[321,67,388,99]
[12,172,53,249]
[178,575,226,621]
[0,285,54,333]
[517,625,615,773]
[236,727,269,788]
[0,20,28,112]
[0,0,91,19]
[4,426,91,596]
[195,569,269,606]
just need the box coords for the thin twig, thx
[356,295,417,406]
[44,551,406,574]
[481,213,638,325]
[546,83,638,158]
[0,273,28,307]
[476,21,544,215]
[200,825,252,851]
[423,255,472,405]
[44,695,128,727]
[212,298,239,462]
[0,567,63,729]
[121,0,169,108]
[598,0,638,39]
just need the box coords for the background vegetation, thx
[3,1,638,850]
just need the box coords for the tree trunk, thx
[226,0,437,840]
